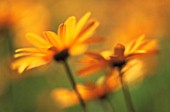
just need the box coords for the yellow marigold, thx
[11,12,101,74]
[51,70,121,108]
[78,35,158,80]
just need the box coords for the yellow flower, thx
[11,12,100,74]
[78,35,158,78]
[51,71,121,108]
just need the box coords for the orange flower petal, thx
[78,62,108,76]
[105,69,121,91]
[85,52,105,60]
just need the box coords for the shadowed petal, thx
[78,62,108,76]
[85,52,105,60]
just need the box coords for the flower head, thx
[11,12,100,74]
[78,35,158,78]
[51,70,121,108]
[51,35,158,108]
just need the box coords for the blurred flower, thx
[0,0,50,47]
[78,35,158,82]
[51,70,121,108]
[11,12,101,74]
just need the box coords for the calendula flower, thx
[11,12,100,74]
[78,35,158,79]
[51,70,121,108]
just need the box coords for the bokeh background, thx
[0,0,170,112]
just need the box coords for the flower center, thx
[114,43,125,56]
[111,58,126,68]
[53,49,69,61]
[111,43,126,68]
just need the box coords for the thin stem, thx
[119,70,135,112]
[63,59,87,112]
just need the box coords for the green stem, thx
[119,70,135,112]
[63,59,87,112]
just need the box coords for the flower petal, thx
[51,88,78,108]
[122,59,144,84]
[78,61,108,76]
[139,39,158,51]
[26,58,49,70]
[75,21,99,43]
[74,12,91,38]
[11,56,50,74]
[105,69,121,91]
[65,16,76,46]
[26,33,51,48]
[43,31,63,50]
[14,52,45,58]
[69,44,87,56]
[126,34,145,54]
[100,50,113,60]
[58,23,66,46]
[15,48,42,53]
[85,52,105,60]
[51,84,105,108]
[12,57,35,73]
